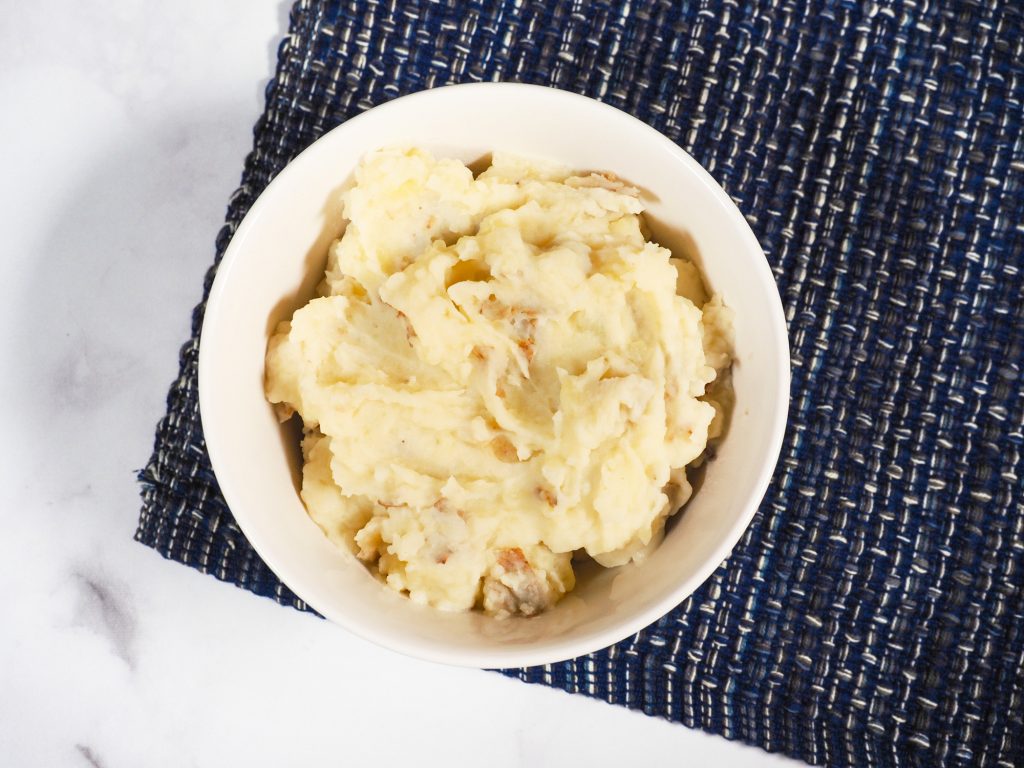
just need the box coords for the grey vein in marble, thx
[73,571,136,669]
[76,744,105,768]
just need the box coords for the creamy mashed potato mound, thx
[265,147,733,617]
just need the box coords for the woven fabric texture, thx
[137,1,1024,765]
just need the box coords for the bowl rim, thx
[199,81,791,668]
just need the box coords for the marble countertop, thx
[0,2,799,765]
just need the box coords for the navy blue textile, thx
[137,2,1024,765]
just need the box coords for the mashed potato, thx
[265,147,732,617]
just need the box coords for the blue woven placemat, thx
[137,1,1024,765]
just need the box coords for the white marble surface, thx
[0,3,800,765]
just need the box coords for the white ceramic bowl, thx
[199,82,789,668]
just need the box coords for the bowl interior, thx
[199,83,789,667]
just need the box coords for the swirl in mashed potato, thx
[265,147,732,617]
